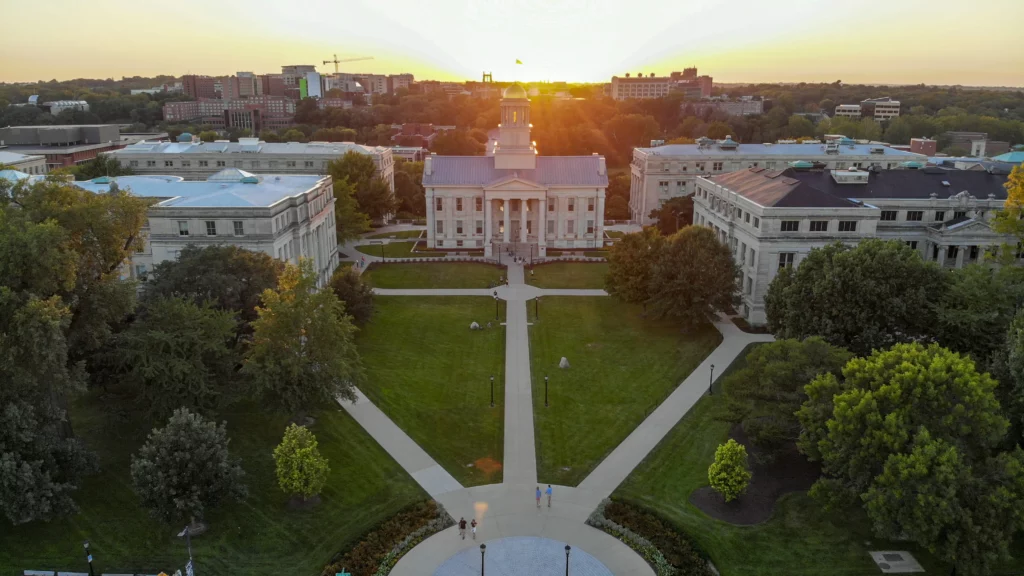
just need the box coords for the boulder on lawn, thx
[559,357,570,369]
[470,321,481,330]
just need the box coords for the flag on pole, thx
[515,59,523,65]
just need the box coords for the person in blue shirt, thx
[535,486,541,508]
[545,484,553,507]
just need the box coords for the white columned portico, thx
[596,194,605,247]
[520,199,528,243]
[503,198,510,243]
[426,190,436,248]
[955,245,966,268]
[539,195,547,257]
[485,198,493,257]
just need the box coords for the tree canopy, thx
[327,151,396,222]
[70,154,134,181]
[764,240,946,356]
[273,424,330,501]
[328,268,374,326]
[604,227,664,306]
[647,226,738,327]
[708,439,751,502]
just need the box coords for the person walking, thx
[546,484,553,507]
[471,518,478,540]
[458,517,467,540]
[535,486,542,508]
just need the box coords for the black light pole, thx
[83,540,95,576]
[480,543,486,576]
[545,375,549,407]
[709,364,715,396]
[490,376,495,408]
[493,292,499,321]
[535,296,540,319]
[565,544,571,576]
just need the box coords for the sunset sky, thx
[2,0,1022,86]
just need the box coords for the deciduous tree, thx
[764,240,946,356]
[935,264,1024,365]
[243,260,364,415]
[130,408,246,525]
[328,268,374,326]
[273,424,330,502]
[70,154,134,181]
[708,439,751,502]
[647,196,693,235]
[647,226,737,327]
[333,177,370,242]
[604,227,664,306]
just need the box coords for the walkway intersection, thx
[337,257,774,575]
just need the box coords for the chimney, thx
[425,154,434,176]
[596,154,606,176]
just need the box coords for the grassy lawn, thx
[0,397,424,576]
[529,297,721,485]
[358,297,505,486]
[529,262,609,289]
[366,230,424,240]
[364,262,503,289]
[613,345,953,576]
[355,241,444,259]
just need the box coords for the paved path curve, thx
[338,261,773,575]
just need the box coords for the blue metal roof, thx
[641,142,923,158]
[992,152,1024,164]
[423,156,608,187]
[72,170,324,208]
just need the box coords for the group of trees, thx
[604,226,738,327]
[0,173,377,528]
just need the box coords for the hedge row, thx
[322,500,453,576]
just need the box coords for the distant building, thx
[971,140,1010,158]
[183,75,220,99]
[861,97,900,121]
[0,124,132,169]
[110,137,395,192]
[317,98,353,110]
[391,146,427,162]
[834,104,862,118]
[41,100,90,115]
[910,138,937,156]
[609,69,713,100]
[70,169,339,287]
[629,138,928,225]
[162,97,297,132]
[991,151,1024,165]
[945,131,988,150]
[691,98,764,116]
[0,150,47,174]
[695,166,1013,325]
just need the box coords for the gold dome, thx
[502,83,528,99]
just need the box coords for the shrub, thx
[587,499,712,576]
[274,424,330,501]
[708,439,751,502]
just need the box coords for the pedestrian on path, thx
[536,486,542,508]
[471,518,478,539]
[459,517,467,539]
[546,484,553,507]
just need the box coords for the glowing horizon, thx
[2,0,1022,87]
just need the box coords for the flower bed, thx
[587,499,713,576]
[322,500,453,576]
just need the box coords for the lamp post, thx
[480,543,486,576]
[493,291,499,321]
[709,364,715,396]
[535,296,540,320]
[545,375,549,408]
[490,376,495,408]
[83,540,95,576]
[565,544,571,576]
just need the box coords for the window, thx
[746,276,753,295]
[880,210,897,221]
[135,264,147,279]
[713,162,723,171]
[781,220,800,232]
[749,248,756,266]
[548,198,555,212]
[740,242,747,264]
[838,220,857,232]
[456,198,463,211]
[970,246,979,260]
[753,217,760,229]
[744,213,751,224]
[907,211,923,221]
[547,220,555,234]
[129,160,139,167]
[954,211,966,219]
[696,162,705,171]
[177,221,189,236]
[568,199,575,212]
[587,198,595,212]
[456,240,463,247]
[205,221,217,236]
[251,161,260,168]
[736,208,743,220]
[304,161,314,168]
[436,220,444,234]
[286,160,297,168]
[216,160,226,167]
[199,160,208,167]
[475,220,483,235]
[233,221,244,235]
[906,240,918,249]
[567,220,575,234]
[587,220,595,234]
[182,160,191,168]
[456,220,463,234]
[810,221,828,232]
[147,160,156,167]
[475,197,483,211]
[778,252,795,270]
[164,160,173,167]
[435,197,443,211]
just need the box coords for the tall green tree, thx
[130,408,247,525]
[357,177,398,222]
[113,296,238,417]
[797,343,1023,575]
[197,130,219,143]
[328,268,374,326]
[708,439,751,502]
[648,196,693,235]
[243,259,364,415]
[724,338,851,456]
[273,424,330,502]
[647,226,737,327]
[143,245,283,325]
[328,151,395,222]
[70,154,134,181]
[430,130,485,155]
[935,264,1024,365]
[333,177,370,243]
[604,227,664,306]
[394,161,425,217]
[765,240,946,356]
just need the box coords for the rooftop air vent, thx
[941,181,950,186]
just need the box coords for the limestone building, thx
[422,84,608,257]
[629,138,928,225]
[693,166,1012,325]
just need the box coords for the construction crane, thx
[323,54,374,73]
